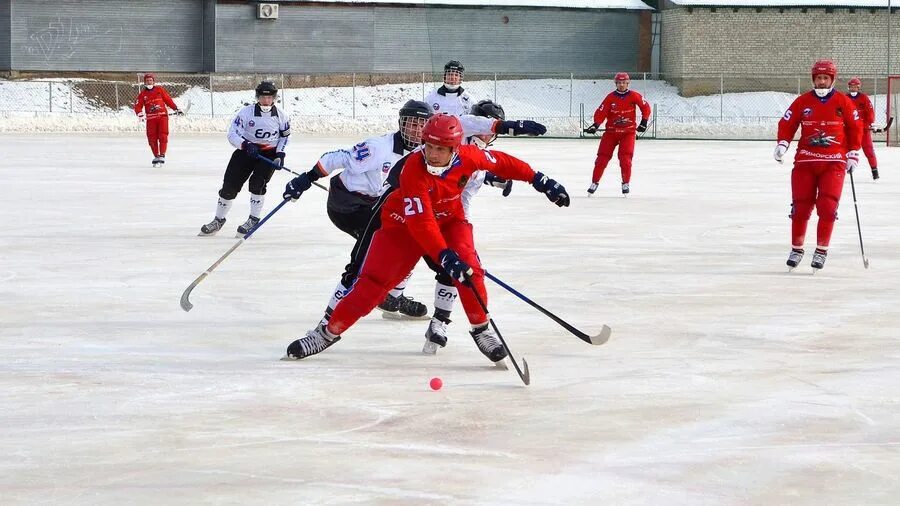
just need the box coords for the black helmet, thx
[471,100,505,121]
[444,60,465,73]
[255,81,278,98]
[399,99,434,120]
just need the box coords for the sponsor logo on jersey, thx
[802,108,812,117]
[433,103,440,111]
[248,120,255,127]
[806,131,838,147]
[458,175,469,189]
[382,162,392,173]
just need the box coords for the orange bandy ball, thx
[429,377,443,390]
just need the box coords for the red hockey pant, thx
[327,219,489,336]
[861,128,878,169]
[145,116,170,157]
[790,161,846,249]
[592,131,636,184]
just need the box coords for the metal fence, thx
[0,72,892,140]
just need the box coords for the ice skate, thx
[422,316,450,355]
[283,323,341,360]
[151,156,161,168]
[379,293,429,320]
[236,215,260,236]
[872,168,879,181]
[587,182,598,196]
[198,217,226,236]
[621,182,630,196]
[158,154,166,166]
[470,324,508,367]
[810,248,828,272]
[786,248,804,271]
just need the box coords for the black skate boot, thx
[283,323,341,360]
[422,314,451,355]
[158,154,166,166]
[786,248,804,270]
[470,324,508,366]
[587,182,598,196]
[872,168,879,180]
[199,217,226,236]
[151,156,161,168]
[621,182,630,195]
[810,248,828,271]
[236,215,260,235]
[379,294,429,320]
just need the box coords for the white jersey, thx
[425,86,474,116]
[227,104,291,152]
[317,117,497,198]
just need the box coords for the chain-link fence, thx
[0,72,891,140]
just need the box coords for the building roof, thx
[268,0,654,10]
[668,0,892,7]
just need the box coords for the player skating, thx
[845,77,880,180]
[584,72,651,196]
[133,73,184,167]
[198,81,291,236]
[774,60,862,272]
[283,114,570,363]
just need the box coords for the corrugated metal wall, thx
[0,0,10,70]
[215,4,640,74]
[8,0,204,72]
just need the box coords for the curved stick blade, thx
[180,284,196,312]
[590,325,612,345]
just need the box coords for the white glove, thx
[846,150,860,174]
[773,140,789,163]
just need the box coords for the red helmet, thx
[421,114,463,148]
[143,73,156,82]
[614,72,630,81]
[848,77,862,87]
[810,60,836,80]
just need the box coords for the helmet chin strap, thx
[814,87,833,98]
[426,153,458,176]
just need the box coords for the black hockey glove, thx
[273,151,286,168]
[483,172,513,197]
[439,249,474,285]
[532,172,570,207]
[241,141,260,157]
[283,167,320,201]
[636,119,648,133]
[583,124,599,134]
[497,120,547,136]
[172,109,185,116]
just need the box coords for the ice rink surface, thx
[1,133,898,505]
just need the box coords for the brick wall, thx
[661,7,899,94]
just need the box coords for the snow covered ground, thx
[4,77,889,139]
[1,133,898,504]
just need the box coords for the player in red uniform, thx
[133,73,183,167]
[584,72,651,195]
[283,114,571,362]
[775,60,862,271]
[846,77,879,180]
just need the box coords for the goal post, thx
[887,75,900,146]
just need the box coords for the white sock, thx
[249,193,264,219]
[434,282,458,313]
[215,197,233,220]
[328,280,349,312]
[389,271,413,298]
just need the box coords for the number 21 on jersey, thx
[404,197,423,216]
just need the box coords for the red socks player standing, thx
[774,60,863,272]
[133,73,183,167]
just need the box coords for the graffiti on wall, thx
[24,17,124,61]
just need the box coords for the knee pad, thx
[248,181,268,195]
[218,188,239,200]
[790,200,814,220]
[816,195,840,221]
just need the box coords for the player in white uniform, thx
[199,81,291,236]
[425,60,474,116]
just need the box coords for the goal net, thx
[887,75,900,146]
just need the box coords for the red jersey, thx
[133,86,178,120]
[846,91,875,127]
[777,90,862,164]
[382,145,536,261]
[592,89,651,133]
